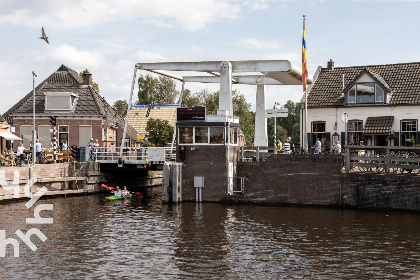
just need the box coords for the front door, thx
[375,135,388,146]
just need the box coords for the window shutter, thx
[325,132,331,151]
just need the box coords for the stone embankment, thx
[0,162,101,202]
[232,154,420,212]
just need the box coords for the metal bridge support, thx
[162,162,182,203]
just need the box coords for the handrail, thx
[343,145,420,175]
[94,147,176,164]
[240,146,277,162]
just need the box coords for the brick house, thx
[304,60,420,150]
[3,65,138,151]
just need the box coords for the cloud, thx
[0,0,241,31]
[48,45,104,70]
[263,52,301,67]
[0,62,29,114]
[135,50,166,61]
[238,37,282,49]
[248,0,270,10]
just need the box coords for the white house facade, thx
[304,60,420,151]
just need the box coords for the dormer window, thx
[45,92,78,111]
[347,83,385,104]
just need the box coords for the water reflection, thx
[0,192,419,279]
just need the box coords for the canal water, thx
[1,189,419,280]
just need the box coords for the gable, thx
[307,62,420,107]
[355,73,375,83]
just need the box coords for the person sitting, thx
[62,140,68,151]
[112,186,122,197]
[358,141,365,156]
[122,186,130,197]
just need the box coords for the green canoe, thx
[105,194,132,200]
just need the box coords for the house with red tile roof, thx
[304,60,420,151]
[3,65,138,152]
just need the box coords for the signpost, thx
[265,105,288,147]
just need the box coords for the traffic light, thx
[71,145,77,161]
[179,146,186,162]
[146,104,152,117]
[50,116,57,126]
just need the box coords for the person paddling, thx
[122,186,131,197]
[112,186,122,197]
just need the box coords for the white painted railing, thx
[94,147,176,164]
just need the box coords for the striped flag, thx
[302,14,308,92]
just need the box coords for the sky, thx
[1,0,419,115]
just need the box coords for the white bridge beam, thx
[183,75,284,85]
[134,60,313,147]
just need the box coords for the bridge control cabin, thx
[176,107,244,201]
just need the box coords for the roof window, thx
[45,92,78,111]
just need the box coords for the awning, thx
[362,116,394,135]
[0,129,22,140]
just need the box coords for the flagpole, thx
[302,14,308,153]
[305,88,307,153]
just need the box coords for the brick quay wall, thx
[232,154,420,212]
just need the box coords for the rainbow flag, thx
[302,15,308,92]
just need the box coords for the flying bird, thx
[40,27,49,44]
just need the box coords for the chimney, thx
[83,73,92,86]
[327,59,334,70]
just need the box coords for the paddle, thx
[101,184,115,190]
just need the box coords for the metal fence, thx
[94,147,176,164]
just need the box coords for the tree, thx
[180,88,200,107]
[268,100,301,146]
[180,88,255,145]
[137,74,179,105]
[79,69,100,92]
[145,118,174,147]
[113,99,128,118]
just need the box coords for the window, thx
[179,126,225,145]
[195,127,208,144]
[20,125,33,148]
[58,125,69,147]
[78,126,92,147]
[311,122,326,147]
[401,120,417,146]
[38,125,51,149]
[179,127,193,144]
[348,85,356,103]
[348,120,363,145]
[210,127,225,144]
[347,83,385,104]
[312,122,325,133]
[375,85,384,102]
[45,92,77,111]
[357,83,375,103]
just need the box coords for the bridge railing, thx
[343,145,420,175]
[240,146,277,162]
[94,147,176,164]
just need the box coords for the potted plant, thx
[389,133,398,139]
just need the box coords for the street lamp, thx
[32,71,37,164]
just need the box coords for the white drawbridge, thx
[118,60,313,166]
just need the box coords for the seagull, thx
[40,27,49,44]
